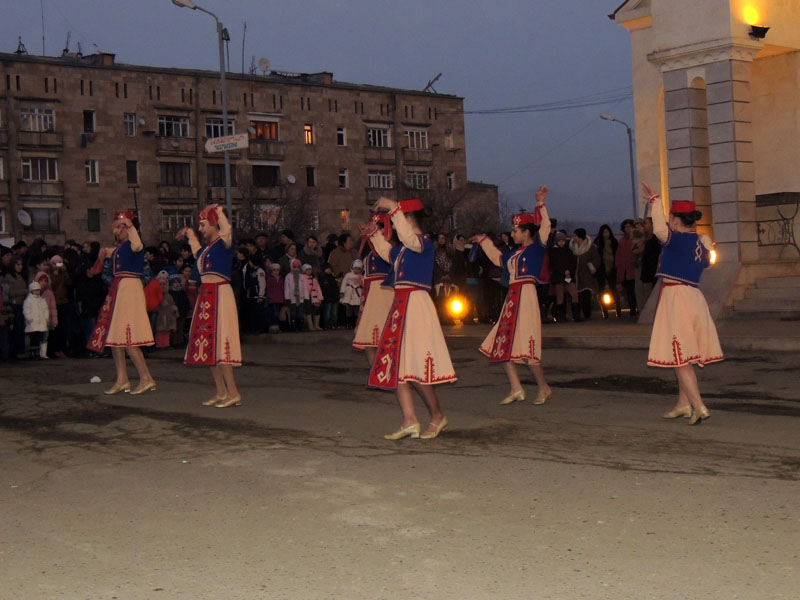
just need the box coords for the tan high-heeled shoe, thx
[203,394,226,406]
[500,389,525,405]
[533,389,552,405]
[130,381,157,395]
[384,423,421,440]
[215,394,242,408]
[104,381,131,395]
[420,417,449,440]
[663,406,692,419]
[688,406,710,426]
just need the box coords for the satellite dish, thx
[18,210,32,226]
[138,117,146,125]
[258,58,271,74]
[286,174,296,184]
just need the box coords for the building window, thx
[367,127,390,148]
[405,170,430,190]
[447,171,455,190]
[0,208,6,233]
[447,214,458,231]
[336,127,346,147]
[368,170,393,189]
[20,107,55,132]
[126,160,139,185]
[21,157,58,181]
[0,156,3,180]
[304,124,314,144]
[157,115,189,137]
[252,165,280,187]
[124,113,136,136]
[309,209,319,231]
[23,208,59,232]
[207,163,237,187]
[338,168,348,189]
[83,110,95,134]
[159,162,191,186]
[404,128,428,149]
[161,209,193,233]
[205,118,234,138]
[306,166,316,187]
[85,160,99,184]
[249,120,279,140]
[87,208,101,232]
[444,130,454,151]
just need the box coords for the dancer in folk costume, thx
[88,211,157,395]
[472,185,553,405]
[359,197,457,440]
[352,213,395,365]
[642,183,723,425]
[178,204,243,408]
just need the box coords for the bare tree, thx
[398,181,469,234]
[234,175,318,242]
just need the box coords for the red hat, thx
[512,213,535,227]
[198,204,220,226]
[398,198,424,213]
[371,212,393,240]
[113,210,134,223]
[670,200,696,213]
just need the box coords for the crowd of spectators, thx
[0,218,659,362]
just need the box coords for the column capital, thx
[648,38,761,73]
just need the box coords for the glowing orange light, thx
[602,293,612,306]
[743,6,759,26]
[449,298,465,316]
[709,249,718,265]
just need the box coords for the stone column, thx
[706,59,758,263]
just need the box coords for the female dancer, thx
[360,197,457,440]
[88,211,156,395]
[472,186,552,405]
[643,183,723,424]
[178,204,242,408]
[352,213,395,365]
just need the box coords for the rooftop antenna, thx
[40,0,45,54]
[249,55,257,75]
[77,41,82,57]
[15,36,28,55]
[258,57,271,75]
[423,72,442,93]
[241,21,246,74]
[62,31,71,56]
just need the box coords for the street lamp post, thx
[171,0,232,220]
[601,112,637,219]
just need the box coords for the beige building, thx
[0,50,498,245]
[612,0,800,316]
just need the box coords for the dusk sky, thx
[2,0,635,227]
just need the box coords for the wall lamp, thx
[749,25,770,39]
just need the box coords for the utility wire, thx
[447,86,632,116]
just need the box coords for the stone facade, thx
[0,52,497,245]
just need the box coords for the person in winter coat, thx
[244,253,266,333]
[48,255,72,358]
[594,224,621,318]
[299,236,324,277]
[616,219,638,318]
[155,273,179,349]
[4,256,29,358]
[318,263,339,329]
[548,231,580,321]
[339,259,364,328]
[23,281,50,359]
[284,258,309,330]
[265,263,285,333]
[302,263,323,330]
[569,228,602,320]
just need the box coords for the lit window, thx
[249,120,279,140]
[404,128,428,149]
[205,118,234,138]
[85,160,99,184]
[304,124,314,144]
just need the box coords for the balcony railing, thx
[157,185,198,203]
[18,180,64,199]
[364,146,396,164]
[402,147,433,165]
[156,136,197,156]
[248,139,287,160]
[366,188,397,204]
[17,130,63,149]
[250,186,286,201]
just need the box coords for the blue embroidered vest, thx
[113,241,144,277]
[502,242,547,284]
[365,250,392,279]
[390,235,434,289]
[197,237,234,281]
[656,230,709,286]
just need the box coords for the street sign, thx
[204,132,249,153]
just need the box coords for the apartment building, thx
[0,50,498,244]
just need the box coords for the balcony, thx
[402,147,433,165]
[157,185,198,203]
[207,187,244,201]
[17,130,63,150]
[250,186,286,201]
[18,180,64,200]
[248,139,287,161]
[364,146,396,164]
[366,188,397,204]
[156,136,197,157]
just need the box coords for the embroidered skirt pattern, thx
[353,278,394,351]
[479,281,541,364]
[88,276,154,350]
[185,281,242,366]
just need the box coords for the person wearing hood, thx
[339,259,364,328]
[284,258,310,331]
[569,228,601,320]
[548,230,581,322]
[23,281,50,359]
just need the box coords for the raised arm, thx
[128,223,144,253]
[535,185,551,244]
[373,197,423,253]
[368,232,392,263]
[217,207,233,248]
[178,227,202,257]
[470,235,502,267]
[643,183,668,244]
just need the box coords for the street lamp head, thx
[600,112,616,122]
[172,0,197,9]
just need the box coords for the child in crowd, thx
[155,273,179,349]
[265,263,285,333]
[169,268,190,346]
[339,259,364,328]
[245,253,267,333]
[284,258,309,331]
[32,259,58,337]
[303,263,323,331]
[23,281,50,359]
[318,263,339,329]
